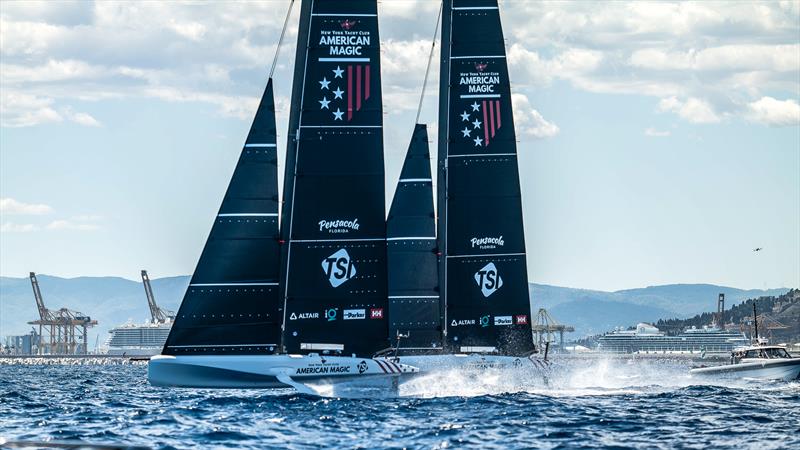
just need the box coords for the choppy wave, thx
[0,358,798,449]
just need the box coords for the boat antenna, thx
[414,2,443,125]
[752,301,759,342]
[269,0,296,79]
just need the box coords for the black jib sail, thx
[163,79,282,355]
[280,0,389,357]
[437,0,534,355]
[387,124,442,352]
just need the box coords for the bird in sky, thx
[753,247,763,252]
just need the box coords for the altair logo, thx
[321,248,356,287]
[474,262,503,297]
[319,218,360,234]
[470,236,504,249]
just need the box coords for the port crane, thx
[141,270,175,323]
[27,272,97,355]
[532,308,575,352]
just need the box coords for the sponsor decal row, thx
[289,307,383,321]
[450,314,527,327]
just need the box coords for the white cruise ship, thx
[597,323,748,356]
[106,320,172,356]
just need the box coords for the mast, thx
[387,124,442,352]
[437,0,534,356]
[437,0,454,341]
[279,0,389,357]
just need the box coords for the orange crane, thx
[141,270,175,323]
[27,272,97,355]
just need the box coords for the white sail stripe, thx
[459,94,501,99]
[460,346,498,353]
[386,237,436,241]
[218,213,278,217]
[311,13,377,17]
[388,295,440,298]
[398,178,432,182]
[447,252,526,258]
[189,282,279,287]
[291,238,385,243]
[300,125,382,128]
[450,55,506,59]
[318,57,370,62]
[168,344,277,348]
[244,143,277,148]
[448,153,517,158]
[453,6,498,10]
[300,343,345,351]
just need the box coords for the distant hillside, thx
[0,275,789,348]
[0,275,189,350]
[655,289,800,344]
[530,283,789,337]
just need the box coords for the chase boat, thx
[689,341,800,381]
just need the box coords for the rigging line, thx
[414,2,443,125]
[269,0,296,79]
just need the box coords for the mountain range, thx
[0,274,790,348]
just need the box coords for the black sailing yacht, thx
[393,0,539,370]
[149,0,418,389]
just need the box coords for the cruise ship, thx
[106,320,172,356]
[597,323,749,356]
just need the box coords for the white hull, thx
[690,359,800,381]
[396,353,551,372]
[148,354,417,389]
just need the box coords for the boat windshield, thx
[743,348,792,359]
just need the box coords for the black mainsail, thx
[387,124,442,352]
[437,0,534,355]
[163,79,282,355]
[280,0,389,357]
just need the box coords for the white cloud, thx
[0,198,54,215]
[746,96,800,126]
[511,93,559,139]
[644,127,671,137]
[45,219,100,231]
[658,96,721,124]
[0,222,39,233]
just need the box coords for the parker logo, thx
[450,319,476,327]
[470,236,504,249]
[515,315,528,325]
[474,262,503,297]
[370,308,384,319]
[289,312,320,320]
[343,309,366,320]
[494,316,512,326]
[319,218,360,234]
[480,315,490,328]
[321,248,356,287]
[325,308,338,321]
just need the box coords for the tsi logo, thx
[474,262,503,297]
[321,248,357,287]
[343,309,366,320]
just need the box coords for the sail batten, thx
[280,0,389,357]
[437,0,534,356]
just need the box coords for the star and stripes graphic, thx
[317,64,371,121]
[458,98,502,147]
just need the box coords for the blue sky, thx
[1,1,798,291]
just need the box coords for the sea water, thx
[1,357,798,449]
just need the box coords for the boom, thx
[29,272,52,321]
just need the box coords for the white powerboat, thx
[690,341,800,381]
